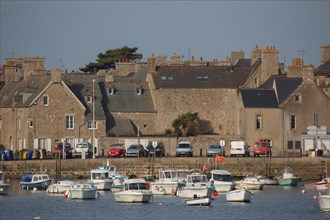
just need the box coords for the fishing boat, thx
[65,182,99,199]
[226,188,253,202]
[114,179,153,203]
[0,170,10,195]
[235,174,264,190]
[176,173,211,199]
[151,169,180,195]
[90,169,113,190]
[258,176,278,185]
[314,178,330,191]
[186,196,212,206]
[278,167,299,186]
[210,170,235,192]
[20,174,51,190]
[47,180,74,194]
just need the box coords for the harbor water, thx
[0,180,329,220]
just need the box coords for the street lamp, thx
[92,79,96,159]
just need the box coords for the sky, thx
[1,0,329,71]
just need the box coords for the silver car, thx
[125,144,145,157]
[206,144,225,157]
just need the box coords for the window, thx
[287,141,293,150]
[28,120,33,128]
[290,115,296,129]
[88,120,97,129]
[86,96,93,103]
[294,94,302,103]
[160,75,174,81]
[196,75,209,81]
[256,115,262,130]
[66,116,74,129]
[38,138,47,150]
[43,96,49,106]
[218,74,223,80]
[295,141,301,150]
[109,87,115,95]
[136,88,142,95]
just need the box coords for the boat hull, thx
[318,195,330,212]
[278,178,299,186]
[114,190,153,203]
[0,183,10,195]
[92,180,112,190]
[236,181,263,190]
[213,181,235,192]
[176,186,210,199]
[186,197,211,206]
[20,180,51,190]
[226,189,253,202]
[151,182,178,195]
[47,181,74,194]
[67,189,99,199]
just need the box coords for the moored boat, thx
[258,176,278,185]
[47,180,74,194]
[90,169,113,190]
[176,173,211,199]
[235,174,264,190]
[278,167,299,186]
[0,170,10,195]
[151,169,180,195]
[226,188,253,202]
[210,170,235,192]
[66,182,99,199]
[186,196,211,206]
[114,179,153,203]
[20,174,51,190]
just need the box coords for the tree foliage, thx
[172,112,200,136]
[79,46,143,73]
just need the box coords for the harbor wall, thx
[0,157,328,181]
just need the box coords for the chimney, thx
[302,64,315,81]
[261,45,279,78]
[156,54,167,65]
[231,50,244,64]
[51,68,61,83]
[287,58,302,78]
[147,54,156,72]
[170,54,181,62]
[320,44,330,65]
[251,44,262,65]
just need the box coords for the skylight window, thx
[196,75,209,81]
[160,75,174,81]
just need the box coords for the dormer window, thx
[109,87,115,95]
[86,95,93,103]
[136,88,143,95]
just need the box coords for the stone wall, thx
[1,157,328,181]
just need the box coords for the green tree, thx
[79,46,143,73]
[172,112,200,136]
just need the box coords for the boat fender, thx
[154,186,159,191]
[171,189,176,194]
[159,187,164,192]
[313,195,318,200]
[64,190,69,197]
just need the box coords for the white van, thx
[75,142,93,158]
[230,141,250,157]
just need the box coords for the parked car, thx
[230,141,250,157]
[125,144,146,157]
[75,142,93,158]
[176,141,193,157]
[145,142,165,157]
[253,141,272,157]
[108,144,126,157]
[206,144,225,157]
[55,142,73,159]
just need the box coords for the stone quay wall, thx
[1,157,328,181]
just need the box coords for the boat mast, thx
[138,127,140,178]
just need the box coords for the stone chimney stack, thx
[261,45,279,77]
[302,65,315,81]
[50,68,62,83]
[147,54,156,73]
[156,54,167,65]
[320,44,330,65]
[287,58,303,78]
[170,54,181,62]
[251,44,262,65]
[231,50,244,64]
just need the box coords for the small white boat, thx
[226,188,253,202]
[0,170,10,195]
[20,174,51,190]
[114,179,153,203]
[314,178,330,191]
[318,193,330,212]
[90,169,113,190]
[236,174,264,190]
[210,170,235,192]
[151,170,180,195]
[176,173,211,199]
[258,176,278,185]
[66,183,99,199]
[186,196,211,206]
[47,180,74,194]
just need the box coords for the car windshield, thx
[110,144,122,149]
[209,145,221,149]
[178,144,191,149]
[129,145,138,150]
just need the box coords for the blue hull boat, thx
[20,174,51,190]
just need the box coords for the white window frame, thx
[256,115,262,130]
[43,96,49,106]
[88,120,97,130]
[294,94,302,103]
[290,114,297,130]
[87,95,93,103]
[27,120,33,128]
[66,115,74,129]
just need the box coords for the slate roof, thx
[240,89,279,108]
[100,82,155,113]
[154,60,259,89]
[0,75,51,108]
[260,76,302,105]
[315,60,330,77]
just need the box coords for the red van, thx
[253,141,272,157]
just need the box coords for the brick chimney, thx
[320,44,330,65]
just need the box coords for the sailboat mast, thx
[138,127,140,178]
